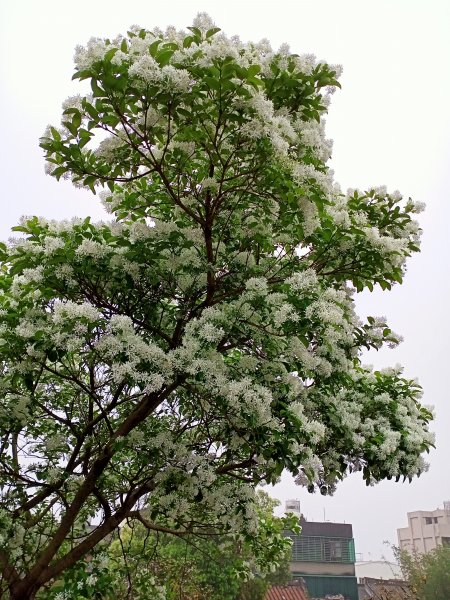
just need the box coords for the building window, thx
[425,517,433,525]
[434,517,439,523]
[328,540,342,559]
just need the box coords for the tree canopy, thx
[46,490,291,600]
[0,13,433,599]
[397,545,450,600]
[99,490,291,600]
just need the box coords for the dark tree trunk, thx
[9,581,38,600]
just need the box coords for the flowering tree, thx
[0,14,433,599]
[98,490,291,600]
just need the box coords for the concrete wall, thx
[290,561,355,576]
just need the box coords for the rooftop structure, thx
[286,499,302,516]
[285,512,358,600]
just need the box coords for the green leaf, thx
[247,64,261,77]
[50,166,68,180]
[104,74,128,92]
[83,103,98,120]
[91,78,104,97]
[78,136,90,149]
[183,36,194,49]
[62,107,80,116]
[163,42,179,51]
[206,27,221,39]
[72,69,92,81]
[62,121,77,136]
[72,111,81,129]
[204,76,220,91]
[187,26,202,37]
[83,175,97,193]
[149,39,161,57]
[104,47,118,61]
[247,76,262,89]
[78,128,92,139]
[156,49,174,67]
[50,127,61,141]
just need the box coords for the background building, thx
[285,505,358,600]
[397,500,450,554]
[355,560,402,581]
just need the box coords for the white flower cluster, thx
[129,55,192,93]
[297,196,320,236]
[286,268,319,292]
[364,226,408,263]
[74,36,108,70]
[95,134,127,160]
[96,314,170,389]
[294,117,333,162]
[150,468,259,535]
[53,300,101,325]
[239,91,297,157]
[245,277,269,296]
[226,378,274,427]
[294,164,335,199]
[67,13,340,190]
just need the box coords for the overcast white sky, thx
[1,0,449,562]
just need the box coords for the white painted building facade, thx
[355,560,403,581]
[397,501,450,554]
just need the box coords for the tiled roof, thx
[358,578,418,600]
[264,583,309,600]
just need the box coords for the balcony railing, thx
[287,535,356,563]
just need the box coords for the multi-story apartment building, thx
[397,500,450,554]
[285,505,358,600]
